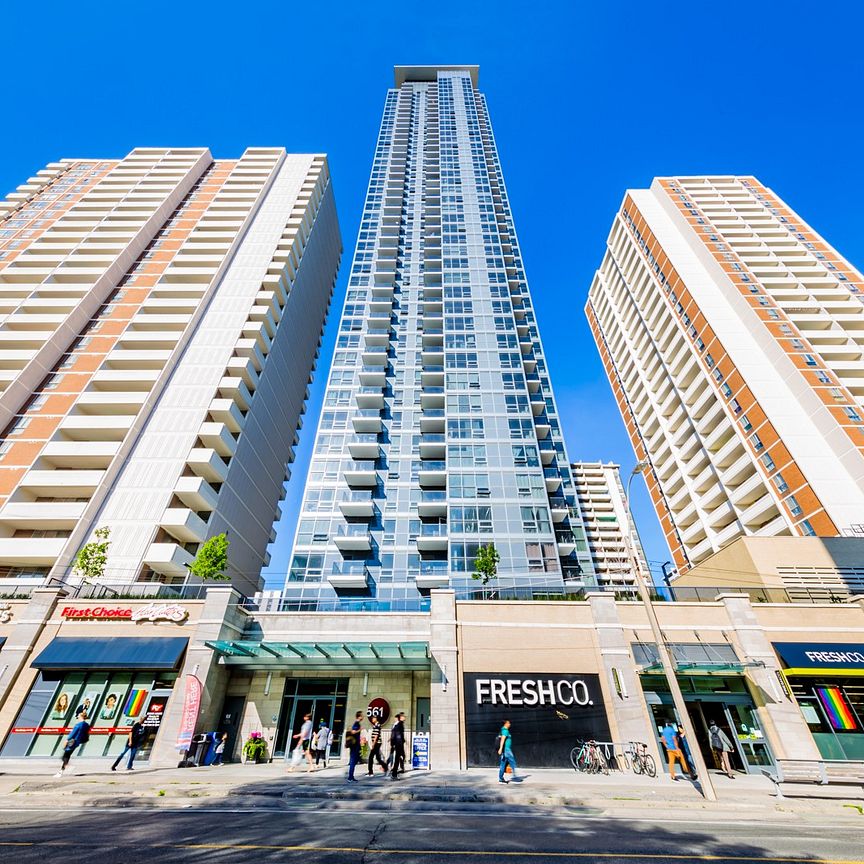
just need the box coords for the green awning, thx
[206,640,430,670]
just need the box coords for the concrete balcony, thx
[419,434,445,459]
[208,398,245,434]
[358,366,387,387]
[19,469,104,497]
[92,369,161,391]
[352,410,383,434]
[226,357,258,390]
[418,490,447,517]
[130,314,192,330]
[0,500,87,530]
[175,476,219,512]
[187,448,229,483]
[41,441,119,469]
[416,523,448,552]
[105,349,172,369]
[356,387,385,409]
[328,563,370,590]
[0,537,66,566]
[348,434,381,461]
[338,491,375,519]
[76,391,147,415]
[218,376,253,411]
[198,422,237,458]
[418,461,447,488]
[161,507,208,544]
[416,563,449,589]
[57,414,134,441]
[333,524,372,552]
[343,462,378,488]
[144,541,193,579]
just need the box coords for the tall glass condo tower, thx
[284,66,595,609]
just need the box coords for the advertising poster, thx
[463,672,610,768]
[98,692,123,723]
[75,690,101,721]
[143,696,167,730]
[50,692,73,721]
[412,732,430,770]
[123,689,148,720]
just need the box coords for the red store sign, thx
[61,607,133,620]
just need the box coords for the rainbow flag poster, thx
[123,689,148,718]
[816,686,858,731]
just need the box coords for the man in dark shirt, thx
[55,711,90,777]
[346,711,363,782]
[389,712,406,780]
[111,720,146,772]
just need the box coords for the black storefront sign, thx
[463,672,610,768]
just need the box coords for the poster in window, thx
[50,692,73,721]
[75,690,101,721]
[123,689,148,720]
[99,692,123,722]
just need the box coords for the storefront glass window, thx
[1,671,177,760]
[792,680,864,760]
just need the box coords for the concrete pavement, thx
[0,761,861,822]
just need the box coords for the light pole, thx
[625,461,717,801]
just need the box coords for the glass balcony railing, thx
[419,460,446,471]
[339,490,374,503]
[331,561,370,577]
[421,490,447,503]
[358,386,384,395]
[335,524,372,539]
[421,408,445,418]
[422,385,445,395]
[352,433,381,444]
[419,560,449,575]
[343,460,376,472]
[354,408,383,419]
[420,434,446,443]
[420,523,448,537]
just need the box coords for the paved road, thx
[0,805,860,863]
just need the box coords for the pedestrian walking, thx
[661,721,690,780]
[389,712,406,780]
[497,718,518,784]
[367,716,388,776]
[55,711,90,777]
[212,733,228,766]
[708,720,736,778]
[290,713,314,772]
[313,720,331,768]
[346,711,363,782]
[111,719,145,772]
[676,724,698,780]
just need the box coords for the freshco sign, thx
[61,606,132,620]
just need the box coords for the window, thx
[446,372,480,390]
[448,419,484,440]
[787,495,803,517]
[508,418,534,439]
[452,394,482,413]
[844,406,862,422]
[800,519,816,537]
[761,452,775,472]
[803,354,817,367]
[446,352,478,369]
[520,506,551,534]
[449,444,487,466]
[739,414,752,432]
[526,542,559,573]
[505,395,530,414]
[512,444,539,467]
[516,473,545,498]
[451,541,481,572]
[815,371,831,384]
[450,473,490,498]
[749,432,764,452]
[450,505,493,533]
[773,473,788,493]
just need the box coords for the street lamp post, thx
[625,461,717,802]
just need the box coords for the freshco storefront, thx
[0,586,242,765]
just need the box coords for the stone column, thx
[429,589,461,769]
[719,593,820,760]
[149,586,247,768]
[0,588,67,729]
[588,594,662,763]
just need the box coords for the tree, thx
[188,533,230,582]
[73,526,110,583]
[472,542,500,598]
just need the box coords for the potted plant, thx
[242,731,267,764]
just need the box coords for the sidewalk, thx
[0,761,861,821]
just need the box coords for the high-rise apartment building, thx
[586,176,864,574]
[284,65,595,608]
[0,148,340,596]
[570,461,648,590]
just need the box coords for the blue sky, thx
[3,1,862,586]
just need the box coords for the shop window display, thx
[1,671,176,759]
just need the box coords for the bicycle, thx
[569,739,609,774]
[627,741,657,777]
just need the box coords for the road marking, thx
[0,842,859,862]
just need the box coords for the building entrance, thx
[274,678,348,759]
[642,675,774,775]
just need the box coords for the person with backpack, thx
[366,716,388,776]
[389,712,406,780]
[709,720,736,778]
[55,710,90,777]
[497,718,517,784]
[346,711,363,782]
[111,719,146,771]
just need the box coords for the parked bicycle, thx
[627,741,657,777]
[570,739,609,774]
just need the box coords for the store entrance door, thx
[274,679,348,759]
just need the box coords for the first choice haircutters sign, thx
[463,672,611,769]
[60,603,189,623]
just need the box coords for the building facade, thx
[586,176,864,575]
[285,65,594,609]
[1,585,862,770]
[570,461,648,590]
[0,148,341,596]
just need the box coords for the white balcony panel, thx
[174,476,219,512]
[41,441,119,469]
[144,541,193,578]
[58,414,135,441]
[161,507,208,543]
[19,469,104,496]
[187,447,229,483]
[0,501,87,529]
[0,537,66,566]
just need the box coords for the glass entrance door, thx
[724,702,774,770]
[274,679,348,758]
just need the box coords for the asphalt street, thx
[0,805,861,864]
